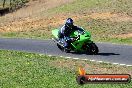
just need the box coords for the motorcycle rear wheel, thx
[87,43,99,55]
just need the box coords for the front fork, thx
[82,40,93,50]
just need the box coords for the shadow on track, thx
[97,53,120,56]
[69,52,120,56]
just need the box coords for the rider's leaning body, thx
[58,18,81,49]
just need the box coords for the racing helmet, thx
[65,18,74,28]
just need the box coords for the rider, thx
[58,18,81,49]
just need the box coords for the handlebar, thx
[70,34,80,42]
[65,33,81,42]
[75,35,80,40]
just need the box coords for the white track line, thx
[112,63,119,65]
[90,60,95,62]
[73,58,79,60]
[82,59,88,61]
[97,61,103,63]
[120,64,126,66]
[104,62,110,64]
[126,65,132,67]
[60,56,63,58]
[46,55,132,66]
[48,55,52,57]
[65,57,71,59]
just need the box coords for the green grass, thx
[47,0,132,16]
[0,29,53,39]
[0,50,132,88]
[105,37,132,45]
[104,0,132,16]
[47,0,107,14]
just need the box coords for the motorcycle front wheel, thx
[57,43,71,53]
[57,43,63,51]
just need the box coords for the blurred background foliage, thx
[0,0,29,10]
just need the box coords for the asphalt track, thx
[0,38,132,65]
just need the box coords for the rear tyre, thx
[87,43,99,55]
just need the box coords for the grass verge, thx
[47,0,107,14]
[0,50,132,88]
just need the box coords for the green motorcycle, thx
[52,27,99,54]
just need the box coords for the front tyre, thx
[57,43,63,51]
[64,48,71,53]
[87,43,99,55]
[57,43,71,53]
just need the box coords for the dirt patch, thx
[0,13,79,33]
[0,0,75,23]
[89,12,115,19]
[110,13,132,22]
[88,12,132,22]
[0,0,76,32]
[115,33,132,39]
[0,12,132,33]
